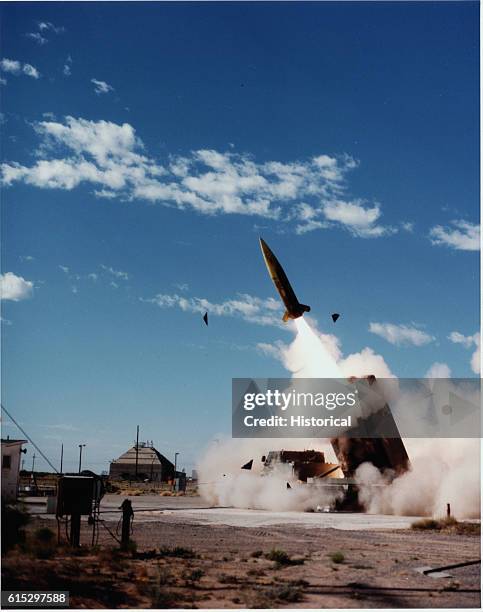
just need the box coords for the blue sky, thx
[0,2,479,474]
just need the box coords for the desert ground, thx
[3,494,480,609]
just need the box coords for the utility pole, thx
[78,444,86,473]
[60,443,64,474]
[31,453,36,473]
[135,425,139,480]
[173,452,179,491]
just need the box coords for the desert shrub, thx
[265,548,304,567]
[250,549,263,558]
[329,551,345,564]
[218,573,239,584]
[96,546,128,570]
[152,590,179,608]
[32,527,56,559]
[159,545,197,559]
[266,585,304,603]
[2,503,30,552]
[182,568,204,583]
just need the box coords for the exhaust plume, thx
[198,317,480,518]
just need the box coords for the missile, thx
[259,237,310,322]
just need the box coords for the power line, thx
[1,403,59,473]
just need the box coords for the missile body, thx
[259,238,310,322]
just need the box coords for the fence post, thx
[120,499,134,550]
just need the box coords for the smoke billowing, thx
[197,317,480,518]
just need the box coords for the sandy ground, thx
[7,494,480,609]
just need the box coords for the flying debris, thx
[203,312,208,326]
[241,459,253,470]
[259,238,310,322]
[331,313,340,323]
[286,482,291,489]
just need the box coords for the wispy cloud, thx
[369,322,434,346]
[0,116,397,239]
[26,32,48,45]
[448,331,480,374]
[19,255,35,262]
[0,272,34,301]
[0,58,40,79]
[143,292,284,327]
[38,21,65,34]
[63,55,72,77]
[100,264,129,280]
[429,220,479,251]
[91,78,114,95]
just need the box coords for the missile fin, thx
[282,311,290,322]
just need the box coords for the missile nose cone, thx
[259,237,270,256]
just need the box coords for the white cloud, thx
[38,21,64,34]
[256,341,286,360]
[144,292,284,327]
[62,55,72,77]
[19,255,34,262]
[448,331,478,349]
[0,272,34,301]
[449,331,480,375]
[322,200,395,238]
[26,32,48,45]
[174,282,189,292]
[91,78,114,95]
[401,221,414,232]
[0,116,397,238]
[59,265,69,274]
[1,59,21,74]
[0,58,40,79]
[369,322,434,346]
[425,362,452,378]
[88,273,98,281]
[23,63,40,79]
[429,220,479,251]
[100,264,129,280]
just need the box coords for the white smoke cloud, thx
[356,438,480,519]
[199,317,480,519]
[198,437,341,512]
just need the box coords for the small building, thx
[109,443,176,482]
[1,438,27,501]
